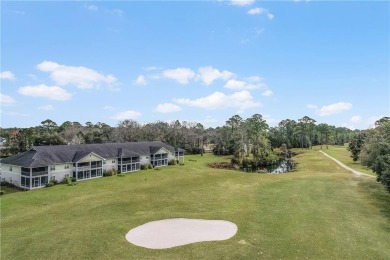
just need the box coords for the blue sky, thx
[1,0,389,129]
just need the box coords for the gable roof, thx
[1,141,185,168]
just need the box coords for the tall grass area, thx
[318,145,375,176]
[1,151,389,259]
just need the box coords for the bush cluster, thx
[103,168,118,177]
[140,163,153,170]
[168,159,177,165]
[45,178,60,188]
[1,181,25,191]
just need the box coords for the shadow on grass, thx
[359,180,390,229]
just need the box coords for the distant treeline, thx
[2,115,389,192]
[1,114,357,157]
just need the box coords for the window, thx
[50,165,55,171]
[103,161,106,164]
[64,165,70,169]
[65,174,70,178]
[21,176,30,187]
[112,160,115,163]
[51,176,56,181]
[9,166,12,171]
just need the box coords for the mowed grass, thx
[1,151,390,259]
[317,145,375,176]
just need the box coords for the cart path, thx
[319,150,375,178]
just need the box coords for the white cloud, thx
[144,66,161,71]
[162,68,195,84]
[262,90,273,96]
[341,123,355,130]
[231,0,255,6]
[307,104,318,109]
[18,84,72,101]
[134,75,147,86]
[111,110,142,121]
[0,71,15,80]
[112,9,123,16]
[3,112,28,117]
[197,66,234,85]
[350,115,361,123]
[315,102,352,116]
[38,105,54,110]
[175,90,261,112]
[367,115,385,128]
[247,7,274,19]
[103,105,115,110]
[13,10,26,15]
[154,103,182,113]
[248,7,261,15]
[85,4,98,11]
[0,93,15,106]
[36,61,118,90]
[224,79,265,90]
[263,114,277,124]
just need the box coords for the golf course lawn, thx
[317,145,375,176]
[1,150,390,259]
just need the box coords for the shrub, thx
[45,182,55,188]
[117,173,126,177]
[61,177,72,185]
[103,168,118,177]
[51,179,58,185]
[141,163,153,170]
[231,157,240,165]
[68,182,78,186]
[71,177,77,182]
[168,159,177,165]
[242,158,252,169]
[0,181,16,188]
[0,190,5,195]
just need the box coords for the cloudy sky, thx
[1,1,389,129]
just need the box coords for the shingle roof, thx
[1,141,185,168]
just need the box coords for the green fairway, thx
[318,145,375,176]
[1,151,389,259]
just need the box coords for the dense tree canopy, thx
[360,118,390,192]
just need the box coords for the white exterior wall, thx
[78,153,104,163]
[140,155,150,165]
[104,158,117,171]
[49,163,72,182]
[0,164,21,186]
[168,152,175,161]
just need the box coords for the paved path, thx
[319,150,375,178]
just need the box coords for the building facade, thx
[0,141,184,190]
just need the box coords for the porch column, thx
[30,167,32,189]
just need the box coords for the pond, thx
[240,159,293,174]
[266,159,293,174]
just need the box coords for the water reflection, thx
[267,159,293,174]
[240,159,293,174]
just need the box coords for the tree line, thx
[348,117,390,192]
[2,115,389,192]
[1,115,355,158]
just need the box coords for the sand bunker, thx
[125,218,237,249]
